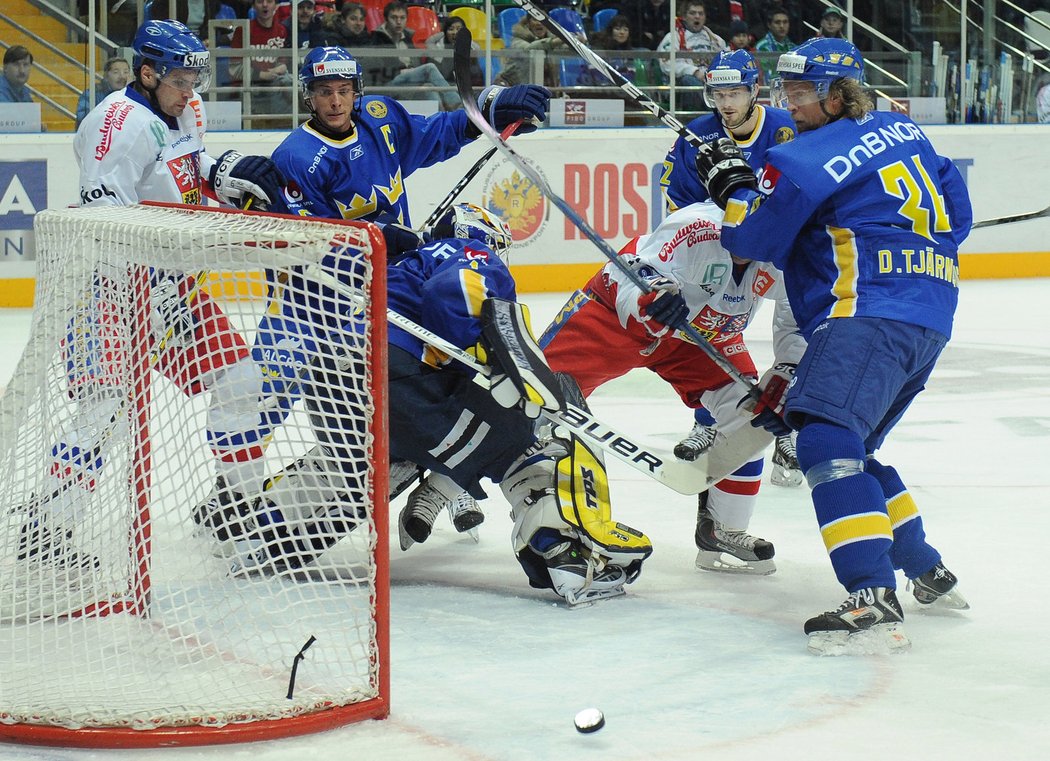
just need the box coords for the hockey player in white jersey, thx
[3,19,288,621]
[539,200,805,575]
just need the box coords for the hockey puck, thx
[574,707,605,734]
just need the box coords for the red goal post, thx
[0,203,389,747]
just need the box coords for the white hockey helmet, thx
[431,203,513,257]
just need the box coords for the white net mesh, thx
[0,204,388,742]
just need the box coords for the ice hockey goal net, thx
[0,203,389,747]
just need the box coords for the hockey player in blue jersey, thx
[663,49,803,491]
[212,204,653,605]
[271,46,549,227]
[694,38,972,654]
[194,46,552,543]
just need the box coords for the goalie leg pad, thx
[480,297,565,418]
[228,447,365,575]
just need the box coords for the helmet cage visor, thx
[769,77,829,109]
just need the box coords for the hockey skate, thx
[0,520,102,623]
[674,422,718,461]
[398,479,448,550]
[770,432,803,487]
[694,494,776,575]
[907,561,969,610]
[533,536,628,606]
[192,476,259,559]
[389,460,422,501]
[804,587,911,656]
[446,491,484,542]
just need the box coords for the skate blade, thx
[563,585,626,607]
[695,550,776,576]
[913,588,970,611]
[465,527,480,543]
[807,623,911,656]
[770,467,804,488]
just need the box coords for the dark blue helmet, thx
[775,37,864,96]
[704,49,760,110]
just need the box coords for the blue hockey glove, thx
[477,84,551,135]
[738,363,796,436]
[694,138,757,210]
[636,276,689,340]
[210,150,287,211]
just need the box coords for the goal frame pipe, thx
[1,202,390,748]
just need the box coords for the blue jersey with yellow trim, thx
[661,105,796,210]
[388,237,517,362]
[720,110,972,338]
[272,96,473,226]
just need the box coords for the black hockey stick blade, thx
[452,29,760,400]
[511,0,706,150]
[972,204,1050,229]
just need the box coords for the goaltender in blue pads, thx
[701,37,972,652]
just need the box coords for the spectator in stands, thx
[701,1,764,42]
[755,7,793,81]
[756,0,804,42]
[497,13,566,87]
[585,14,646,84]
[75,56,131,128]
[727,19,755,52]
[629,0,673,51]
[283,0,325,47]
[426,15,483,87]
[315,3,372,47]
[146,0,238,46]
[230,0,293,121]
[369,1,461,110]
[657,0,727,112]
[817,5,847,39]
[0,46,35,104]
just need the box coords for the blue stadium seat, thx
[498,7,526,45]
[592,8,618,33]
[549,7,586,37]
[559,58,587,86]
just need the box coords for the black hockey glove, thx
[210,150,287,211]
[636,276,689,340]
[737,362,796,436]
[469,85,551,138]
[694,138,758,210]
[375,214,427,259]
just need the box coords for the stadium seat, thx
[559,58,587,87]
[498,7,526,46]
[407,5,441,48]
[549,6,585,38]
[591,8,618,33]
[449,6,501,49]
[360,0,387,32]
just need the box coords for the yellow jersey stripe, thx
[460,268,488,317]
[827,225,859,318]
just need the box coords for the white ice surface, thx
[0,279,1048,760]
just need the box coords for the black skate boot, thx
[804,587,911,656]
[908,561,969,610]
[694,492,775,575]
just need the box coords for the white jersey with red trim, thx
[608,201,805,364]
[74,85,217,207]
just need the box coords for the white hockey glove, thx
[150,275,196,350]
[209,150,286,210]
[636,275,689,340]
[738,362,796,436]
[480,297,565,419]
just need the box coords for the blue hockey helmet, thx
[132,19,210,92]
[704,49,760,111]
[772,37,864,107]
[299,47,364,108]
[431,204,513,257]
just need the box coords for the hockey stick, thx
[421,120,523,229]
[453,30,761,402]
[304,265,712,494]
[511,0,707,151]
[972,204,1050,229]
